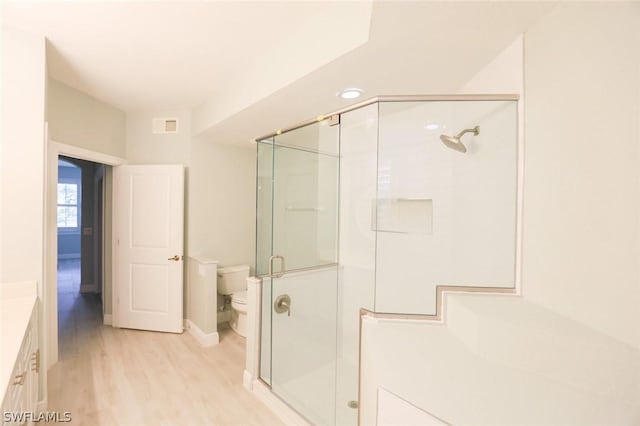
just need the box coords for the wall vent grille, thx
[152,118,179,134]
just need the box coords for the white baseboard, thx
[251,380,311,426]
[243,370,253,390]
[103,314,112,325]
[186,319,219,347]
[80,283,98,293]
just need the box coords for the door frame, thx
[45,140,125,373]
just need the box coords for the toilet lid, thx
[233,290,248,305]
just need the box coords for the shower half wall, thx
[254,96,519,425]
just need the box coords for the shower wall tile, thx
[375,198,434,234]
[374,100,518,315]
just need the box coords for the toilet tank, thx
[217,264,250,295]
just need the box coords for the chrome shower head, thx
[439,125,480,153]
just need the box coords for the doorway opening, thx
[56,155,106,360]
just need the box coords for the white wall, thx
[187,138,255,267]
[47,78,126,158]
[360,294,640,425]
[522,1,640,350]
[1,28,46,283]
[125,110,191,165]
[186,257,219,336]
[1,27,47,403]
[188,138,255,325]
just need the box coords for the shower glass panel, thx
[256,139,274,385]
[272,123,339,271]
[335,103,378,426]
[375,100,518,315]
[257,119,340,424]
[256,140,274,277]
[271,266,338,425]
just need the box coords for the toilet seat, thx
[232,290,247,305]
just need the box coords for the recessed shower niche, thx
[254,96,520,425]
[374,198,434,234]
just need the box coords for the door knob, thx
[274,294,291,316]
[168,255,181,261]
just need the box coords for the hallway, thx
[49,261,282,425]
[57,259,100,361]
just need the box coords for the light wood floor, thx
[49,261,284,425]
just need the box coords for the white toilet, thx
[217,264,250,337]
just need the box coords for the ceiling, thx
[2,1,372,111]
[2,1,557,145]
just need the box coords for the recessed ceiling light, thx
[338,88,363,100]
[424,123,440,130]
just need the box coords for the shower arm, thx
[455,126,480,139]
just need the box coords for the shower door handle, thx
[269,255,285,278]
[274,294,291,316]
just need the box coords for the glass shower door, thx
[267,120,340,425]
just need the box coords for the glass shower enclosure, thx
[256,120,340,425]
[255,96,519,425]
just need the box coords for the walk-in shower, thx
[254,96,519,425]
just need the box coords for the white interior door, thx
[114,165,184,333]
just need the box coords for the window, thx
[57,183,79,228]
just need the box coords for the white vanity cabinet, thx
[1,283,39,426]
